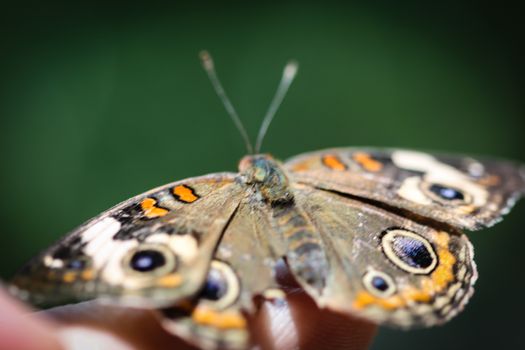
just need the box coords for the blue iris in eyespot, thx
[67,260,86,269]
[201,269,227,301]
[371,275,389,292]
[130,250,166,272]
[392,236,433,269]
[429,184,464,201]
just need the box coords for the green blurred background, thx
[1,1,524,349]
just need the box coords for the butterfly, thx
[8,51,525,350]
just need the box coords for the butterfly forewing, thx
[10,173,243,308]
[285,148,525,230]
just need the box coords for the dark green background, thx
[1,2,524,349]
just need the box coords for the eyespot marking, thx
[122,244,178,281]
[393,150,488,210]
[66,260,86,269]
[363,269,396,298]
[201,268,228,301]
[429,184,465,201]
[130,250,166,272]
[352,152,383,172]
[353,231,459,311]
[140,198,169,218]
[130,249,167,272]
[199,260,240,310]
[173,185,200,203]
[381,229,438,274]
[322,155,347,171]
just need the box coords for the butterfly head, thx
[239,154,293,203]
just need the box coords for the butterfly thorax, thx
[239,154,293,203]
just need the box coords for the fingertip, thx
[44,301,196,350]
[286,290,377,350]
[251,261,377,350]
[252,291,377,350]
[252,298,298,350]
[0,288,62,350]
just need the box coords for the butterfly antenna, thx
[254,60,298,153]
[199,51,254,154]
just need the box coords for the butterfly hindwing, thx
[285,148,525,230]
[10,173,244,308]
[160,198,283,350]
[291,184,477,328]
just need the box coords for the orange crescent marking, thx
[192,306,247,330]
[353,231,456,310]
[140,198,169,218]
[322,155,347,171]
[62,271,77,283]
[352,152,383,172]
[173,185,199,203]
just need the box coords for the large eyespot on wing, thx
[285,148,525,230]
[292,185,478,329]
[197,260,240,308]
[353,228,477,329]
[9,173,244,308]
[161,260,248,350]
[380,228,438,275]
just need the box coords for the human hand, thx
[0,286,377,350]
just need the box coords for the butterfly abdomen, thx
[270,200,329,295]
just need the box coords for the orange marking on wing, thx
[291,160,312,172]
[156,274,183,288]
[173,185,199,203]
[81,269,95,281]
[352,152,383,172]
[353,231,456,310]
[140,198,169,218]
[192,306,247,330]
[322,155,347,171]
[477,174,501,186]
[62,271,77,283]
[457,204,476,215]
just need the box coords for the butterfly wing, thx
[285,148,525,230]
[160,199,282,350]
[291,184,477,328]
[10,173,244,308]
